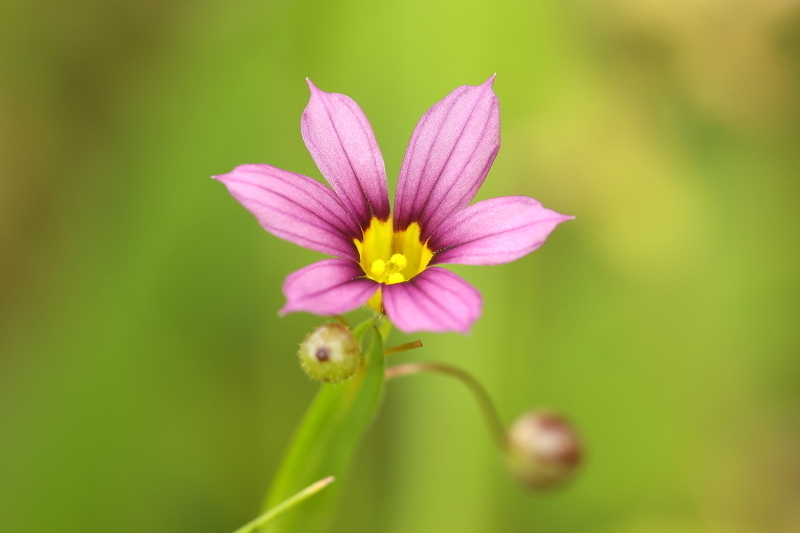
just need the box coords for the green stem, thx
[233,477,335,533]
[385,361,509,450]
[262,319,387,532]
[377,316,393,340]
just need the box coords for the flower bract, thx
[215,77,572,334]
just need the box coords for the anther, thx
[389,253,408,271]
[370,259,386,277]
[387,272,405,284]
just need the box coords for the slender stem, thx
[233,476,335,533]
[385,362,509,451]
[384,340,423,356]
[377,316,393,341]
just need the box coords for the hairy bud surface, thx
[298,323,361,383]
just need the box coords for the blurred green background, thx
[2,0,800,532]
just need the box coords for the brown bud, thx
[504,410,582,491]
[298,323,361,383]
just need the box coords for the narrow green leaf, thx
[233,476,334,533]
[261,321,386,532]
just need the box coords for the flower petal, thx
[301,80,391,227]
[280,259,379,316]
[382,267,482,334]
[394,76,500,240]
[429,196,573,265]
[214,164,361,260]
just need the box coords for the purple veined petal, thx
[394,76,500,240]
[301,80,391,227]
[214,164,362,260]
[382,267,482,334]
[429,196,574,266]
[280,259,380,316]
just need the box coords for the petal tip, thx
[212,164,260,183]
[211,172,230,184]
[306,78,322,95]
[211,168,238,182]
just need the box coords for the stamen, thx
[389,253,408,271]
[355,218,432,291]
[371,259,386,277]
[387,272,405,284]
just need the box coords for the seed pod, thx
[298,323,361,383]
[504,410,582,491]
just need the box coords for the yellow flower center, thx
[354,218,433,311]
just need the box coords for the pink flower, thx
[215,77,571,334]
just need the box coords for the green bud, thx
[504,410,582,491]
[298,323,361,383]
